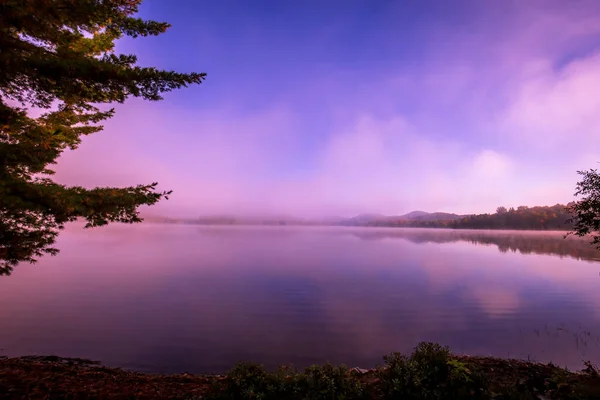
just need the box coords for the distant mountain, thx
[398,210,429,220]
[342,213,388,225]
[155,211,465,226]
[142,215,181,224]
[342,211,464,225]
[316,216,348,225]
[195,214,302,225]
[400,211,464,221]
[141,203,574,231]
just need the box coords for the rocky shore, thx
[1,343,600,399]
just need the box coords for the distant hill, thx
[398,210,429,219]
[357,204,575,231]
[146,211,466,226]
[342,211,464,225]
[400,211,464,221]
[195,215,307,226]
[142,204,575,231]
[341,213,388,225]
[142,215,181,224]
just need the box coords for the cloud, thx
[263,115,520,216]
[49,1,600,217]
[498,53,600,153]
[49,102,540,217]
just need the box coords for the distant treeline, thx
[363,204,575,231]
[193,217,320,226]
[151,204,577,231]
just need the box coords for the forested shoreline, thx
[171,203,577,231]
[363,204,574,230]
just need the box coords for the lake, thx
[1,224,600,374]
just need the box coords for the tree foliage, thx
[361,204,574,231]
[567,169,600,246]
[0,0,205,274]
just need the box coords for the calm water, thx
[1,224,600,374]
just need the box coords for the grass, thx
[1,343,600,399]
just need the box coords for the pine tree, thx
[0,0,206,274]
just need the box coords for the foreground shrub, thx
[296,363,366,399]
[206,361,365,400]
[4,343,600,399]
[199,342,600,400]
[208,362,281,399]
[377,342,488,399]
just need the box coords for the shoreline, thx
[2,345,600,399]
[149,220,573,232]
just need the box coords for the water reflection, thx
[197,226,600,261]
[347,228,600,262]
[0,224,599,374]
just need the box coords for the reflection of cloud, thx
[2,225,600,371]
[471,288,520,319]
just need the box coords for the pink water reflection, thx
[1,224,599,373]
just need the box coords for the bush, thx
[297,363,365,399]
[377,342,488,399]
[203,342,600,399]
[206,361,365,400]
[208,362,281,400]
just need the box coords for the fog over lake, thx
[1,224,599,374]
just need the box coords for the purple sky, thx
[53,0,600,217]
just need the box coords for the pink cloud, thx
[49,2,600,217]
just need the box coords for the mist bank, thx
[145,203,575,232]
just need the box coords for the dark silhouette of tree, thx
[0,0,205,274]
[567,169,600,247]
[361,204,574,231]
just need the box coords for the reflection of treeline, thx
[364,204,575,231]
[350,229,600,262]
